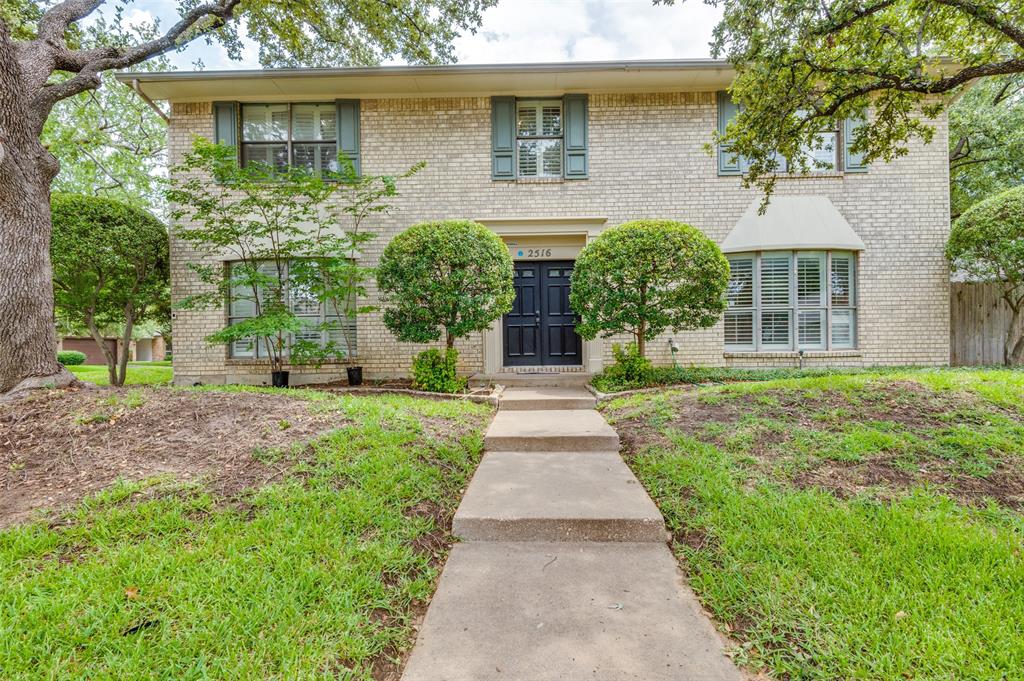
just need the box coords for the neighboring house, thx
[58,334,167,364]
[120,60,950,386]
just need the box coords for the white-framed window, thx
[725,251,857,352]
[227,260,356,359]
[240,103,338,175]
[516,99,563,178]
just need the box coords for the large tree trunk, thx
[0,24,73,396]
[0,134,74,394]
[1006,302,1024,366]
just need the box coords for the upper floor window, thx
[517,100,563,178]
[240,103,338,175]
[717,92,867,175]
[725,251,857,352]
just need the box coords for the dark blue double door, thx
[503,261,582,366]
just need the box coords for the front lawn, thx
[0,386,490,679]
[68,362,173,385]
[603,368,1024,679]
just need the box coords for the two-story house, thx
[120,60,951,386]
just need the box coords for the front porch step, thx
[484,409,619,452]
[453,451,666,542]
[470,372,593,388]
[400,541,744,681]
[499,386,596,411]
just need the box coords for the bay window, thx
[725,251,857,351]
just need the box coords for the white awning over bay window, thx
[721,195,865,254]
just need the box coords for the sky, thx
[117,0,724,71]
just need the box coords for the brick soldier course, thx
[124,60,951,386]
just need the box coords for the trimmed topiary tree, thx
[377,220,514,390]
[570,219,729,358]
[947,186,1024,365]
[51,193,169,386]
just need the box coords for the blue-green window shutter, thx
[212,101,238,147]
[843,115,868,172]
[336,99,361,176]
[717,91,741,175]
[491,96,516,180]
[563,93,589,179]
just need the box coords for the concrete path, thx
[401,386,742,681]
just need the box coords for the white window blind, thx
[227,260,356,360]
[241,103,338,176]
[516,100,563,178]
[726,251,857,352]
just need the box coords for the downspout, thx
[129,78,170,124]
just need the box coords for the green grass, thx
[604,368,1024,679]
[0,390,490,680]
[68,363,173,385]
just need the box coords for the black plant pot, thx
[346,366,363,386]
[271,370,290,388]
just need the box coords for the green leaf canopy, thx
[377,220,514,348]
[570,220,729,357]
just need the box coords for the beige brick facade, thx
[167,90,950,386]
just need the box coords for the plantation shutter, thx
[563,93,589,179]
[212,101,238,148]
[717,91,742,175]
[725,256,755,349]
[491,96,516,179]
[843,114,868,172]
[335,99,361,176]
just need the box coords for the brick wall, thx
[167,92,951,385]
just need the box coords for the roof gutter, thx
[128,78,169,124]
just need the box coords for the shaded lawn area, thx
[68,362,173,386]
[0,386,490,680]
[603,368,1024,680]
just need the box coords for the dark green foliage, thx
[593,343,655,391]
[56,351,86,366]
[947,186,1024,364]
[570,220,729,358]
[666,0,1024,197]
[411,348,465,393]
[377,220,514,349]
[591,364,913,393]
[51,194,169,386]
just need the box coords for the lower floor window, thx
[725,251,857,352]
[228,260,356,359]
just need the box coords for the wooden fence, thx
[950,282,1023,366]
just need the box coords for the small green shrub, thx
[57,350,87,366]
[411,348,466,393]
[593,343,654,391]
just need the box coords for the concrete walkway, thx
[401,386,742,681]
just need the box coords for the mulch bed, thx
[609,380,1024,511]
[0,385,346,527]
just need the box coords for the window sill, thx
[512,177,566,184]
[723,350,861,359]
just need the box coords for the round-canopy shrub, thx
[947,186,1024,364]
[56,350,86,366]
[51,193,169,385]
[377,220,515,349]
[570,219,729,357]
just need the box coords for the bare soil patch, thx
[0,385,346,526]
[609,380,1024,510]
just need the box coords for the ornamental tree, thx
[570,220,729,358]
[0,0,493,395]
[51,193,169,386]
[658,0,1024,197]
[947,186,1024,365]
[377,220,515,350]
[167,139,419,377]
